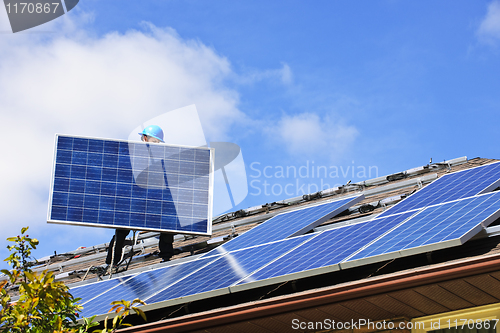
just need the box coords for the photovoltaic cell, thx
[346,191,500,264]
[379,161,500,217]
[48,135,214,235]
[78,256,219,318]
[239,210,416,284]
[146,234,313,304]
[205,195,363,256]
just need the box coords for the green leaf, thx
[103,315,109,330]
[132,307,147,322]
[20,282,31,294]
[132,298,147,306]
[24,271,35,282]
[21,227,28,234]
[0,269,11,277]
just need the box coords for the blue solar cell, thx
[87,153,103,167]
[54,177,69,192]
[73,138,88,151]
[83,209,99,222]
[57,136,73,150]
[88,139,104,153]
[56,149,72,163]
[103,154,118,168]
[79,256,219,318]
[379,162,500,217]
[130,212,145,226]
[48,135,214,235]
[103,140,119,154]
[72,151,87,165]
[205,195,363,256]
[146,235,313,305]
[51,206,67,220]
[68,193,83,207]
[347,191,500,262]
[52,192,68,206]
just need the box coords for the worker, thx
[106,125,174,266]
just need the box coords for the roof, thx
[5,156,500,331]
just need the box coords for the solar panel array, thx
[70,161,500,319]
[146,234,313,305]
[238,210,417,283]
[205,195,364,255]
[232,191,500,288]
[345,191,500,266]
[48,135,214,235]
[378,161,500,217]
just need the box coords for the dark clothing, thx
[105,229,129,265]
[158,233,174,259]
[106,229,174,265]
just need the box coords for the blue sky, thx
[0,1,499,269]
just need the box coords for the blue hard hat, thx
[138,125,164,142]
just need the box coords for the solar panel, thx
[378,161,500,217]
[78,255,219,318]
[48,135,214,235]
[77,235,313,317]
[70,274,137,306]
[234,211,416,287]
[342,191,500,269]
[205,195,364,256]
[145,234,313,305]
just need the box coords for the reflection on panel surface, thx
[71,275,137,306]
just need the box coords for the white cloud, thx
[273,113,358,158]
[0,16,245,258]
[235,63,293,85]
[477,1,500,45]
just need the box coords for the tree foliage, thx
[0,227,146,332]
